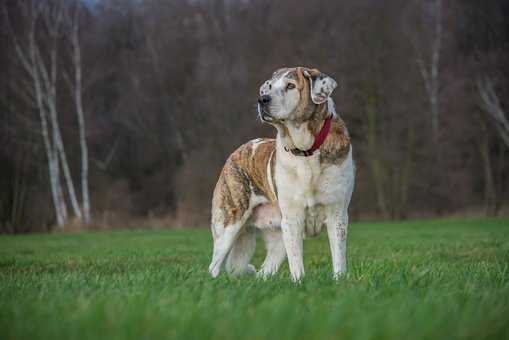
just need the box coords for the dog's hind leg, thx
[225,226,256,276]
[208,152,255,278]
[209,221,243,278]
[209,205,253,278]
[258,229,286,278]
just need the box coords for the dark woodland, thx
[1,0,508,232]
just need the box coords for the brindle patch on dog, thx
[319,118,351,163]
[212,139,277,226]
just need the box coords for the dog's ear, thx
[303,68,337,104]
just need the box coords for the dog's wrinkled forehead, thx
[259,68,295,96]
[272,67,292,80]
[260,66,337,105]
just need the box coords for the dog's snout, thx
[258,95,271,105]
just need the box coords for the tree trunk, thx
[366,91,388,219]
[416,0,442,143]
[28,26,67,227]
[398,125,415,219]
[478,128,496,216]
[35,41,83,221]
[71,4,91,225]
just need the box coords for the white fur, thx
[266,149,276,199]
[327,97,338,117]
[306,72,338,104]
[251,138,266,156]
[269,122,354,281]
[264,70,301,120]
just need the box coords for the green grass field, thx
[1,218,508,340]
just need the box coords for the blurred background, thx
[0,0,508,233]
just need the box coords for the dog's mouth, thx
[257,103,274,123]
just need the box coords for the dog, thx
[208,66,354,281]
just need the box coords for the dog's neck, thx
[276,102,330,152]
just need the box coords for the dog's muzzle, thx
[258,95,271,105]
[257,95,273,122]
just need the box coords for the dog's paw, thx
[246,264,257,274]
[332,271,346,280]
[290,271,305,283]
[256,269,273,280]
[209,265,220,278]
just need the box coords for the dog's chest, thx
[277,157,343,205]
[275,156,344,236]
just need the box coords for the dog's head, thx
[257,67,337,124]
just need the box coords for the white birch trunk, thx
[52,141,69,224]
[25,10,68,227]
[71,4,91,224]
[34,3,83,221]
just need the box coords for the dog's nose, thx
[258,95,271,105]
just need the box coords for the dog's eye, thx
[286,83,296,90]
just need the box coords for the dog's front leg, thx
[280,209,305,282]
[326,206,348,280]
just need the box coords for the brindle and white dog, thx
[209,66,354,282]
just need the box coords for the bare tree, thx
[37,1,83,221]
[4,0,91,227]
[478,76,509,149]
[475,76,508,216]
[4,2,65,226]
[414,0,443,141]
[66,2,91,224]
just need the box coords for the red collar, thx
[286,115,333,157]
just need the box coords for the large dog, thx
[209,66,354,281]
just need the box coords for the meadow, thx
[1,218,508,340]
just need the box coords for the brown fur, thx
[212,139,277,226]
[304,99,351,163]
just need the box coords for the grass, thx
[1,218,509,340]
